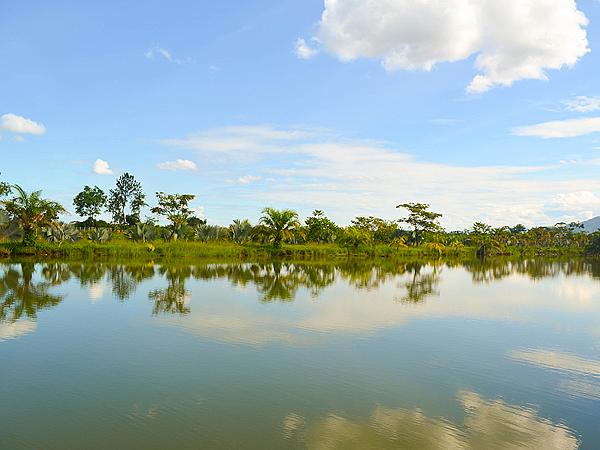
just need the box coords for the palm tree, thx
[229,219,252,244]
[259,207,301,248]
[1,185,66,246]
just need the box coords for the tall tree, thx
[73,185,107,225]
[259,207,301,247]
[305,210,338,243]
[150,192,195,240]
[107,173,145,226]
[396,203,442,246]
[1,185,66,245]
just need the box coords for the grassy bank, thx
[0,239,585,261]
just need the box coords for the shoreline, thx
[0,241,585,262]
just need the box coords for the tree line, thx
[0,171,599,255]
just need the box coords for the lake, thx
[1,259,600,449]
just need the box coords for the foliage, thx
[351,216,399,243]
[88,227,113,243]
[259,208,301,248]
[0,263,65,322]
[0,210,22,242]
[125,222,156,243]
[390,236,408,248]
[0,173,11,198]
[150,192,196,241]
[151,192,196,227]
[1,185,67,245]
[305,210,338,243]
[586,231,600,256]
[194,224,222,242]
[423,242,445,257]
[73,185,107,224]
[229,219,252,244]
[187,216,207,228]
[397,203,443,246]
[43,222,81,246]
[107,173,145,226]
[339,226,374,250]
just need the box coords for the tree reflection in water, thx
[396,263,441,304]
[0,263,65,322]
[149,266,192,315]
[1,258,598,322]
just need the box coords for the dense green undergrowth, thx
[0,239,584,261]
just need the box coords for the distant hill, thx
[582,216,600,233]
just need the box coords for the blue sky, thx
[2,0,600,229]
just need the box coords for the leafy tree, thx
[150,192,195,227]
[586,231,600,255]
[73,185,107,225]
[107,173,145,226]
[339,226,373,250]
[0,173,11,198]
[150,192,195,240]
[510,224,527,234]
[1,185,66,245]
[396,203,443,246]
[305,210,338,243]
[259,207,301,248]
[187,216,206,228]
[351,216,399,243]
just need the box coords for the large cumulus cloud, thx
[316,0,589,92]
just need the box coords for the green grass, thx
[0,238,585,262]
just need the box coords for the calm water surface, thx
[1,259,600,449]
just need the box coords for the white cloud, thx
[548,191,600,211]
[93,159,113,175]
[238,175,261,184]
[316,0,589,92]
[192,205,205,218]
[145,45,187,64]
[0,113,46,135]
[294,38,318,60]
[160,124,600,228]
[161,125,316,153]
[513,117,600,138]
[157,159,198,171]
[562,95,600,113]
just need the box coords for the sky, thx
[1,0,600,229]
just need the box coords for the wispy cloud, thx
[145,45,188,64]
[157,159,198,171]
[513,117,600,138]
[238,175,261,184]
[160,125,318,153]
[562,95,600,113]
[93,159,113,175]
[0,113,46,135]
[158,124,600,228]
[294,38,318,60]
